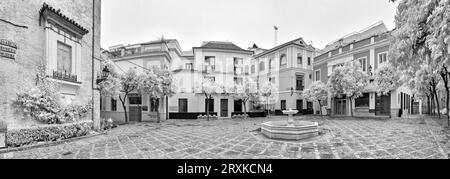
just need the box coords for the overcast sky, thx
[101,0,398,51]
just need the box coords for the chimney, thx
[274,26,279,46]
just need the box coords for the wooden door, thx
[376,94,391,116]
[129,106,142,122]
[221,99,228,117]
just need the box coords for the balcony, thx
[203,66,216,74]
[296,86,305,91]
[52,70,80,84]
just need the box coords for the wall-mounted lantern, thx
[96,66,110,84]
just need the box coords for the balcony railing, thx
[52,70,79,83]
[296,86,305,91]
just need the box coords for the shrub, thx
[13,65,92,124]
[232,114,249,119]
[101,118,115,131]
[6,121,93,147]
[197,115,218,120]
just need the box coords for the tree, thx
[390,0,450,124]
[99,68,140,123]
[301,81,328,116]
[259,82,278,118]
[155,67,176,122]
[195,78,221,121]
[230,77,259,120]
[328,61,369,117]
[137,66,176,123]
[374,62,401,96]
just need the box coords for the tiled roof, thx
[198,41,249,52]
[39,3,89,35]
[254,38,314,58]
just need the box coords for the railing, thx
[296,86,305,91]
[52,70,79,83]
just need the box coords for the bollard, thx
[0,121,7,149]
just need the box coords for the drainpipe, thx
[91,0,98,130]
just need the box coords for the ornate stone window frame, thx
[38,3,90,100]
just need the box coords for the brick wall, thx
[0,0,101,129]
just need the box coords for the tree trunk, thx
[433,87,441,119]
[266,97,270,118]
[206,96,210,121]
[349,98,354,117]
[318,100,323,116]
[119,95,128,123]
[440,66,450,126]
[156,98,161,123]
[243,100,247,120]
[427,95,431,115]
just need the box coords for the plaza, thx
[2,116,448,159]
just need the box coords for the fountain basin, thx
[261,121,319,140]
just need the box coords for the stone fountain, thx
[261,108,319,140]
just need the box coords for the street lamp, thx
[96,66,110,84]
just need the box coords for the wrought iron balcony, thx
[52,70,79,83]
[296,86,305,91]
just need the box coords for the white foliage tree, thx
[230,77,259,119]
[195,78,222,121]
[328,61,369,117]
[301,81,328,116]
[374,63,401,96]
[259,82,279,117]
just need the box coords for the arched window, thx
[280,54,287,68]
[269,59,274,70]
[259,61,265,72]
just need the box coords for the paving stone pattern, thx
[1,116,449,159]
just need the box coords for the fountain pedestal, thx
[261,109,319,140]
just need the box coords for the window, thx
[378,52,388,64]
[128,95,142,105]
[308,57,311,66]
[297,100,303,110]
[297,55,303,65]
[315,70,321,81]
[179,99,188,113]
[150,98,159,112]
[281,100,287,110]
[234,77,243,85]
[205,56,216,71]
[280,54,287,68]
[57,41,72,74]
[307,102,313,110]
[269,77,276,84]
[251,65,255,74]
[185,63,193,70]
[111,98,117,111]
[234,100,243,112]
[358,57,367,72]
[355,93,370,108]
[205,76,215,82]
[259,61,265,72]
[205,99,214,113]
[296,75,304,90]
[269,59,274,70]
[234,58,243,66]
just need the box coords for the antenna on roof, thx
[274,26,279,46]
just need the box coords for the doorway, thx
[129,106,142,122]
[221,99,228,117]
[376,94,391,116]
[335,99,347,115]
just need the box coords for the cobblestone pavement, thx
[1,116,449,159]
